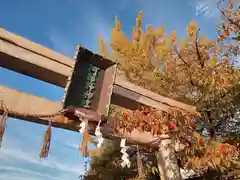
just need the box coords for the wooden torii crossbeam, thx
[0,29,198,179]
[0,28,196,145]
[0,28,195,112]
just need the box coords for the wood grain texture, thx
[0,28,196,112]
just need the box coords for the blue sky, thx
[0,0,222,179]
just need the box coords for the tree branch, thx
[173,46,205,97]
[218,7,240,31]
[174,47,191,68]
[195,30,204,68]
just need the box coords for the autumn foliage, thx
[94,5,240,179]
[217,0,240,40]
[113,107,239,174]
[217,0,240,67]
[101,12,239,108]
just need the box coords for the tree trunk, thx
[155,138,182,180]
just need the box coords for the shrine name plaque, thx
[62,45,117,116]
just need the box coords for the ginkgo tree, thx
[110,9,240,134]
[217,0,240,66]
[87,9,240,180]
[217,0,239,40]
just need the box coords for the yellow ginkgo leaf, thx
[88,149,99,157]
[114,16,121,31]
[151,167,159,175]
[187,20,198,40]
[189,20,198,30]
[153,26,165,40]
[200,35,208,45]
[224,29,230,36]
[178,38,188,49]
[132,28,136,41]
[211,78,216,88]
[98,35,108,58]
[172,29,177,41]
[211,57,217,65]
[136,10,143,30]
[147,24,153,33]
[159,38,165,46]
[165,36,173,50]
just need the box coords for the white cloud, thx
[0,122,85,180]
[0,147,84,175]
[195,0,220,18]
[48,29,75,57]
[47,1,112,56]
[0,166,66,180]
[47,22,110,57]
[2,1,107,179]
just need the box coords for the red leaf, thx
[169,121,175,129]
[123,113,129,121]
[190,120,196,129]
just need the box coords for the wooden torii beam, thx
[0,28,196,132]
[0,28,195,111]
[0,85,73,130]
[0,85,167,145]
[0,28,192,180]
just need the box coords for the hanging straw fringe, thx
[39,121,52,158]
[95,119,104,148]
[79,119,89,157]
[0,111,8,148]
[0,101,8,148]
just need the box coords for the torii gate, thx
[0,28,196,180]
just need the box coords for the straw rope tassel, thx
[39,121,52,158]
[79,119,89,157]
[0,111,8,148]
[95,119,104,148]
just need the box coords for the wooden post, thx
[156,138,182,180]
[155,110,182,180]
